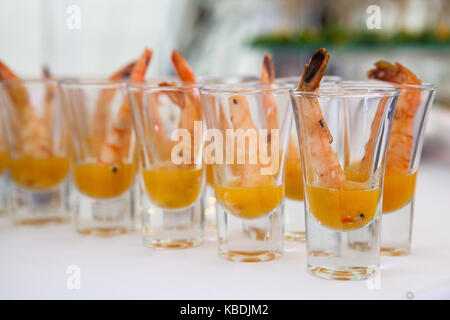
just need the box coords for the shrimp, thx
[229,95,272,186]
[98,48,152,164]
[92,60,137,153]
[293,48,347,189]
[0,60,52,158]
[260,53,301,166]
[368,61,421,174]
[170,50,202,133]
[260,53,279,132]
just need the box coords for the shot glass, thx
[61,80,137,235]
[201,82,293,262]
[198,75,259,230]
[278,76,342,242]
[340,80,437,255]
[1,79,70,224]
[291,85,399,280]
[378,83,436,255]
[128,80,205,249]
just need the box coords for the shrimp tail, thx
[171,50,196,83]
[297,49,333,144]
[260,52,275,83]
[368,61,421,86]
[297,48,329,92]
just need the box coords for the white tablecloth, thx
[1,162,449,300]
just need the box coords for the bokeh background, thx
[1,0,449,164]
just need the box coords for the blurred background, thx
[0,0,449,164]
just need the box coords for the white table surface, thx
[1,161,449,300]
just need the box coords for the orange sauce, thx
[142,163,204,210]
[383,171,417,213]
[9,157,69,190]
[215,179,283,219]
[285,161,304,201]
[74,162,136,198]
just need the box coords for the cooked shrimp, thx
[293,48,347,189]
[229,95,272,186]
[98,48,152,164]
[260,53,301,166]
[0,60,52,158]
[260,53,279,132]
[170,50,202,133]
[42,65,54,129]
[92,60,137,152]
[368,61,421,174]
[352,96,390,180]
[171,50,196,83]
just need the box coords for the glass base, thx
[285,199,305,242]
[216,201,284,263]
[307,264,377,281]
[15,216,68,226]
[203,186,217,229]
[78,226,128,237]
[381,200,413,256]
[219,249,281,263]
[306,204,381,280]
[10,180,70,225]
[143,236,203,249]
[141,195,204,249]
[285,231,306,242]
[75,187,135,237]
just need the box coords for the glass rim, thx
[0,78,58,86]
[197,74,259,84]
[277,75,342,83]
[127,78,199,92]
[58,78,127,89]
[290,85,400,98]
[200,82,293,95]
[339,80,437,91]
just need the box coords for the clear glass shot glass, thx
[128,80,205,249]
[340,80,437,255]
[201,82,293,262]
[377,83,436,255]
[0,79,71,224]
[291,85,399,280]
[61,80,137,236]
[278,76,342,243]
[198,75,260,231]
